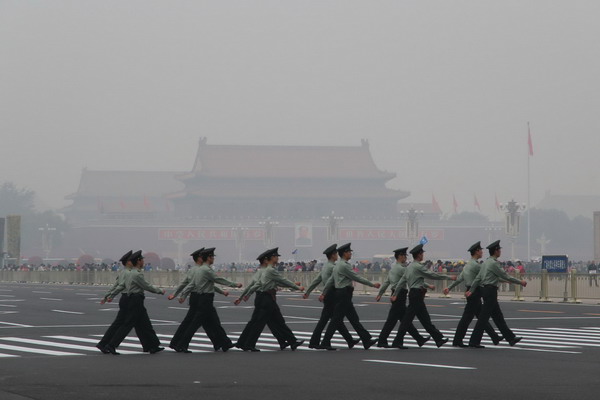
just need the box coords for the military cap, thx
[256,249,271,261]
[119,250,133,264]
[409,244,425,256]
[202,247,216,258]
[323,244,338,257]
[190,247,205,261]
[486,240,502,251]
[393,247,408,258]
[269,247,281,257]
[337,243,352,255]
[129,250,144,264]
[468,241,483,253]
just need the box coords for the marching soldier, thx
[243,248,305,351]
[167,248,229,351]
[319,243,381,351]
[104,250,165,355]
[234,250,288,351]
[467,240,527,348]
[443,241,503,347]
[390,244,455,349]
[97,250,147,353]
[173,248,242,353]
[376,247,428,348]
[304,244,359,349]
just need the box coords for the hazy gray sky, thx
[1,0,599,217]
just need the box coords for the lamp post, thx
[500,199,526,261]
[232,225,247,263]
[259,218,279,248]
[322,211,343,243]
[38,224,56,260]
[401,207,423,246]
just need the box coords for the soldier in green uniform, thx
[444,242,503,347]
[319,243,381,351]
[390,244,455,348]
[104,250,165,355]
[244,248,305,351]
[376,247,428,348]
[467,240,527,348]
[304,244,359,349]
[168,248,229,351]
[234,250,288,351]
[167,247,204,350]
[97,250,147,353]
[174,248,243,353]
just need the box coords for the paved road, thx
[1,282,599,400]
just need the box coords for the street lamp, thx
[499,199,526,261]
[259,218,279,247]
[322,211,343,242]
[38,224,56,260]
[401,207,423,246]
[231,225,248,263]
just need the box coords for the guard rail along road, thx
[1,269,598,302]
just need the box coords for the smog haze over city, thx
[1,0,600,260]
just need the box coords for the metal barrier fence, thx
[1,270,598,301]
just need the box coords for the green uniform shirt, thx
[239,267,265,299]
[323,259,376,294]
[108,268,163,298]
[377,262,407,297]
[172,268,193,298]
[447,259,481,290]
[305,261,335,296]
[394,261,450,292]
[180,264,238,300]
[103,267,130,299]
[259,265,302,292]
[470,256,522,289]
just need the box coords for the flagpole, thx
[527,122,531,262]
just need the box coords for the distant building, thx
[537,191,600,219]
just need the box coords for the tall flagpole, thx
[527,122,531,262]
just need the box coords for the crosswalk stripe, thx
[0,337,110,352]
[45,336,140,354]
[0,343,84,356]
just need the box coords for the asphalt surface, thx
[1,282,599,400]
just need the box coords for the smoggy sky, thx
[1,0,599,217]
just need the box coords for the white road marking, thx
[364,359,476,370]
[51,310,84,315]
[0,305,16,307]
[0,343,84,356]
[0,321,31,327]
[0,295,16,297]
[99,308,119,311]
[32,291,51,294]
[47,336,142,352]
[0,299,24,302]
[282,305,322,309]
[40,298,63,301]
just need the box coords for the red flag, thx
[474,194,481,211]
[165,199,172,212]
[432,194,441,213]
[120,198,126,210]
[528,125,534,156]
[453,195,458,213]
[495,193,500,211]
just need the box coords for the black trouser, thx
[392,288,444,346]
[98,294,150,350]
[453,287,500,345]
[321,287,371,347]
[377,289,425,346]
[309,291,354,347]
[108,294,160,349]
[175,293,230,350]
[237,293,288,349]
[245,292,297,348]
[170,293,218,348]
[469,285,516,346]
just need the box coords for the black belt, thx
[483,284,497,288]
